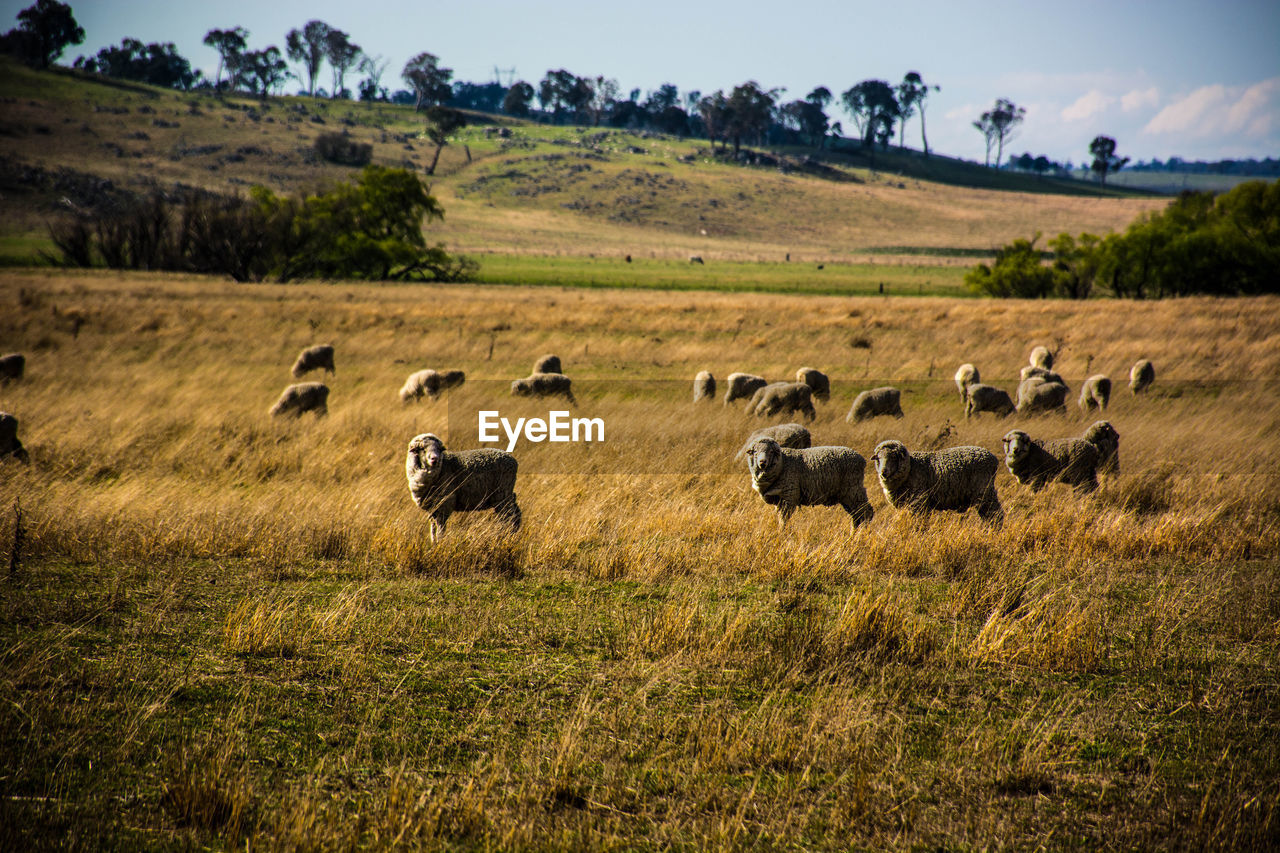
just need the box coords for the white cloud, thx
[1061,90,1115,122]
[1121,87,1159,112]
[1144,78,1280,139]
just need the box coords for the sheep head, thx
[406,433,446,501]
[1002,430,1035,465]
[871,440,911,489]
[747,438,783,492]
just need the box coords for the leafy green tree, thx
[1048,232,1102,299]
[76,38,200,90]
[502,80,535,116]
[724,81,778,157]
[2,0,83,68]
[324,29,360,99]
[538,69,591,123]
[403,52,452,110]
[423,106,466,175]
[896,71,938,156]
[964,233,1053,297]
[1088,135,1129,186]
[840,80,899,149]
[697,90,730,151]
[237,46,289,98]
[203,27,247,91]
[974,98,1024,168]
[286,20,331,97]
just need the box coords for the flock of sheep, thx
[0,340,1153,542]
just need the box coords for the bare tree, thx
[897,71,939,156]
[974,98,1025,168]
[285,20,331,97]
[202,26,247,91]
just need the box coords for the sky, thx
[5,0,1279,165]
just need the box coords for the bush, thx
[964,233,1054,298]
[313,132,372,166]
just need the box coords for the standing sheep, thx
[533,354,562,375]
[1082,420,1120,475]
[870,440,1003,522]
[964,384,1015,419]
[693,370,717,403]
[270,382,329,418]
[1130,359,1155,395]
[1001,429,1102,494]
[734,422,811,462]
[405,433,521,543]
[1078,375,1111,414]
[0,353,25,384]
[846,387,904,423]
[954,363,979,400]
[745,438,873,529]
[511,372,576,404]
[291,344,335,378]
[723,372,768,405]
[795,367,831,402]
[1029,345,1055,370]
[1016,377,1070,415]
[0,412,29,463]
[749,382,816,421]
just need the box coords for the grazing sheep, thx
[734,422,811,462]
[291,344,335,378]
[439,370,466,391]
[795,367,831,402]
[693,370,717,403]
[1002,429,1101,494]
[1078,375,1111,413]
[269,382,329,418]
[846,386,904,423]
[723,372,768,405]
[0,353,25,384]
[533,354,562,375]
[1130,359,1155,395]
[964,383,1015,419]
[511,372,576,404]
[1029,345,1054,370]
[746,438,873,529]
[405,433,521,543]
[400,369,440,403]
[1082,420,1120,475]
[689,255,704,264]
[0,412,29,463]
[1019,365,1065,384]
[749,382,816,421]
[871,440,1003,522]
[1016,377,1070,415]
[954,363,979,400]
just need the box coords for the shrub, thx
[313,131,372,166]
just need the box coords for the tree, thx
[357,54,388,102]
[285,20,331,97]
[502,80,535,116]
[697,90,729,151]
[238,46,289,98]
[2,0,83,68]
[897,71,938,155]
[974,98,1024,168]
[724,81,778,157]
[840,80,900,149]
[202,27,247,91]
[423,106,467,175]
[588,76,618,126]
[323,29,360,99]
[76,38,200,90]
[964,233,1054,298]
[402,52,453,111]
[538,69,591,123]
[1089,136,1130,186]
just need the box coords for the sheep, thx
[1082,420,1120,475]
[795,367,831,402]
[400,369,440,403]
[723,372,768,405]
[870,440,1003,522]
[749,382,816,421]
[1029,345,1054,370]
[269,382,329,418]
[1001,429,1101,494]
[745,437,873,529]
[0,412,29,463]
[693,370,716,403]
[1019,365,1065,384]
[734,422,811,462]
[438,370,466,391]
[405,433,521,543]
[291,344,335,378]
[846,386,903,423]
[1078,375,1111,413]
[1016,377,1069,415]
[0,353,25,384]
[533,354,562,375]
[511,372,576,404]
[1130,359,1155,395]
[954,363,979,400]
[689,255,704,264]
[964,383,1015,419]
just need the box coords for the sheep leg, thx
[976,487,1004,524]
[775,504,795,529]
[429,511,449,543]
[496,497,522,533]
[841,497,873,527]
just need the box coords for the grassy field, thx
[1,270,1278,850]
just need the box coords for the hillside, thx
[0,59,1168,269]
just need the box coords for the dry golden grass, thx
[1,270,1278,850]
